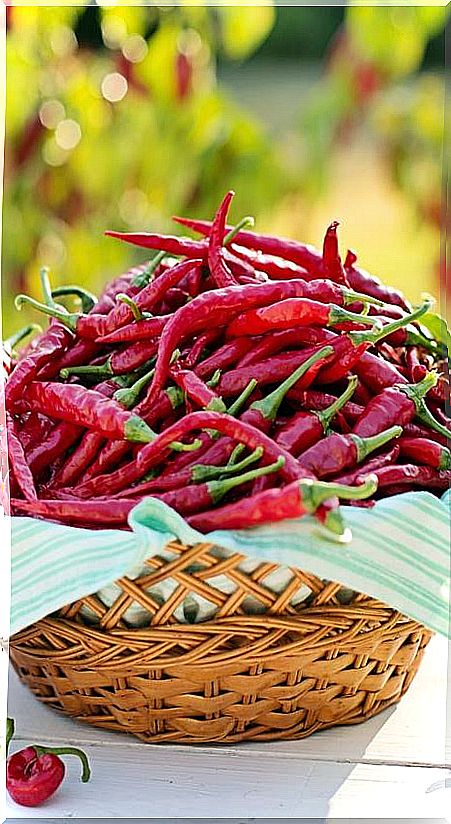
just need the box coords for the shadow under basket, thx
[10,539,432,744]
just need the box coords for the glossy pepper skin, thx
[7,747,65,807]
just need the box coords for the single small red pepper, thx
[94,314,169,345]
[298,425,402,478]
[332,444,401,486]
[6,739,90,808]
[170,365,227,412]
[187,475,377,534]
[6,413,37,501]
[354,464,451,492]
[60,340,158,380]
[275,375,358,456]
[11,497,138,527]
[398,437,451,469]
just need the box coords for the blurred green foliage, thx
[3,3,282,334]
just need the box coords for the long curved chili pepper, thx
[287,388,364,425]
[298,425,402,478]
[173,215,410,310]
[60,341,158,380]
[17,413,54,453]
[196,337,256,379]
[94,315,169,345]
[22,381,168,444]
[355,464,451,492]
[226,298,377,338]
[207,191,238,288]
[236,327,326,369]
[5,324,73,406]
[6,413,37,501]
[403,422,449,447]
[184,328,222,368]
[187,475,378,534]
[11,497,139,527]
[216,347,334,398]
[27,421,83,478]
[276,375,358,456]
[352,372,449,440]
[229,243,312,282]
[322,221,348,286]
[3,325,42,382]
[398,437,451,469]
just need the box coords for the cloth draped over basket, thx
[8,489,451,639]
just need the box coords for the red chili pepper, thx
[405,346,428,383]
[353,372,448,439]
[332,444,401,485]
[356,464,451,492]
[170,365,226,412]
[287,388,364,425]
[173,215,410,310]
[276,375,358,456]
[403,422,449,447]
[196,337,256,379]
[322,221,349,286]
[105,230,207,259]
[95,315,169,345]
[398,437,451,469]
[7,744,90,807]
[226,298,377,338]
[5,324,73,406]
[230,243,312,281]
[187,475,377,534]
[60,340,158,380]
[6,413,37,501]
[216,346,334,398]
[11,497,138,527]
[17,413,54,453]
[208,191,238,288]
[235,327,326,369]
[27,421,83,479]
[184,328,222,368]
[298,426,401,478]
[22,381,158,443]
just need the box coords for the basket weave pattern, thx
[10,540,432,743]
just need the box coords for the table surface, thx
[5,635,451,822]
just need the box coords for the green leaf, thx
[419,311,451,357]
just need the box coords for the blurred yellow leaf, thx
[217,5,276,60]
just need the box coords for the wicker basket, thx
[10,539,432,744]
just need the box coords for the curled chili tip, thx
[224,215,255,246]
[116,293,145,322]
[300,474,379,512]
[351,297,435,347]
[320,507,349,540]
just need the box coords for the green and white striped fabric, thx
[9,489,451,638]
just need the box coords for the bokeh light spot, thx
[42,138,69,167]
[37,232,67,268]
[101,16,127,49]
[39,99,65,130]
[101,72,128,103]
[55,119,82,150]
[122,34,148,64]
[50,25,78,57]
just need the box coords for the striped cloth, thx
[8,490,451,638]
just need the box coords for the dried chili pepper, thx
[196,337,256,379]
[187,475,377,534]
[357,464,451,492]
[170,365,227,412]
[94,315,169,345]
[298,425,402,478]
[208,191,238,288]
[332,444,401,486]
[6,413,37,501]
[276,375,358,456]
[60,341,158,380]
[322,221,349,286]
[5,324,73,406]
[216,347,334,398]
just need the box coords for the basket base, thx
[10,615,432,744]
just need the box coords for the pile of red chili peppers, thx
[4,191,450,538]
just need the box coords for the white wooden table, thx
[5,635,451,821]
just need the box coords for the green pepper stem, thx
[250,346,334,423]
[132,251,167,287]
[416,400,451,442]
[227,378,258,417]
[224,216,255,246]
[321,508,347,538]
[166,385,185,410]
[299,474,378,511]
[15,294,79,332]
[208,456,285,504]
[116,293,144,321]
[39,266,56,309]
[318,375,358,430]
[342,288,384,307]
[351,425,403,463]
[34,745,91,783]
[4,324,42,353]
[124,414,200,452]
[6,717,15,756]
[206,369,221,388]
[60,359,113,380]
[329,306,383,327]
[350,297,434,347]
[114,367,155,409]
[398,370,438,402]
[227,443,246,465]
[52,285,98,314]
[192,446,263,483]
